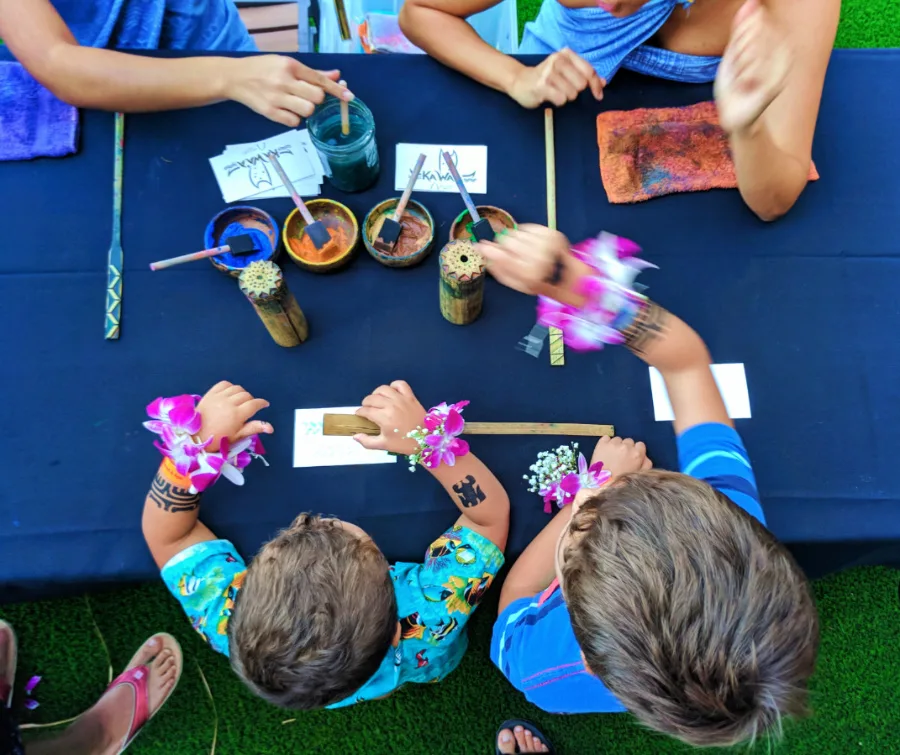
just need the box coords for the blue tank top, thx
[520,0,720,83]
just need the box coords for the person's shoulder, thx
[676,422,764,523]
[160,538,245,578]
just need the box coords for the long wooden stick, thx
[339,79,350,135]
[545,108,565,367]
[323,414,613,437]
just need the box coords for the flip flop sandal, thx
[495,719,556,755]
[105,633,183,754]
[0,621,17,709]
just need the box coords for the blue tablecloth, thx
[2,51,899,601]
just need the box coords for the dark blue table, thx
[2,51,899,601]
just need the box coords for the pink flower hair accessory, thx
[537,232,656,352]
[525,444,611,513]
[144,394,267,493]
[406,400,470,471]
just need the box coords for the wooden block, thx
[323,414,614,438]
[239,261,308,347]
[439,240,485,325]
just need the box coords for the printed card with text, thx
[649,364,751,422]
[293,407,396,468]
[394,144,487,194]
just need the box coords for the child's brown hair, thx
[229,514,397,709]
[561,470,819,747]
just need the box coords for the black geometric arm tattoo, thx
[622,300,669,356]
[148,473,200,513]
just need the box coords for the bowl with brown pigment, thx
[449,206,516,243]
[204,206,280,277]
[283,199,359,273]
[363,198,435,268]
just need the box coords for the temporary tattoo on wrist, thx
[452,475,486,508]
[623,300,669,355]
[149,472,201,513]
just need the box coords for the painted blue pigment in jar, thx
[308,96,380,193]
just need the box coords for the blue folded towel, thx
[0,61,79,162]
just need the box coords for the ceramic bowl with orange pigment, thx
[449,206,516,243]
[204,206,280,277]
[283,199,359,273]
[363,198,435,268]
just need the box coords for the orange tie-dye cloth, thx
[596,101,818,204]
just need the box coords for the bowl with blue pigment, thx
[204,206,280,277]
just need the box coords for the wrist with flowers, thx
[404,400,470,472]
[525,444,612,513]
[537,232,657,352]
[143,394,267,494]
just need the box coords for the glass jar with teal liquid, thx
[308,96,380,193]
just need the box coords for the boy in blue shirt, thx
[141,379,508,709]
[480,226,819,748]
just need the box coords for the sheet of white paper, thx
[211,130,318,203]
[225,130,326,199]
[394,144,487,194]
[293,407,397,468]
[649,364,751,422]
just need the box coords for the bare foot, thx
[497,724,550,753]
[67,635,181,755]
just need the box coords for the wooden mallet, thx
[443,150,494,243]
[373,152,426,255]
[267,151,334,252]
[149,234,258,271]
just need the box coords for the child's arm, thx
[497,436,651,613]
[0,0,350,126]
[353,381,510,552]
[479,225,730,434]
[142,382,273,568]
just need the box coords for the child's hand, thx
[477,225,571,296]
[354,381,425,455]
[591,436,652,479]
[196,382,273,452]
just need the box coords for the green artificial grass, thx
[2,567,898,754]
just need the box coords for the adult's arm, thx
[726,0,840,221]
[0,0,350,125]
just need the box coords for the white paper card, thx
[210,129,323,203]
[293,407,397,468]
[394,144,487,194]
[649,364,751,422]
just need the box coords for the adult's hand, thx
[507,49,605,109]
[223,56,354,127]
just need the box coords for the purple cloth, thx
[0,62,79,162]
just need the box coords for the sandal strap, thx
[107,664,151,750]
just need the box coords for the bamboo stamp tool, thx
[239,261,308,347]
[372,153,426,254]
[324,415,614,438]
[545,108,565,366]
[267,151,334,253]
[439,240,485,325]
[104,112,125,340]
[149,235,258,271]
[443,151,494,243]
